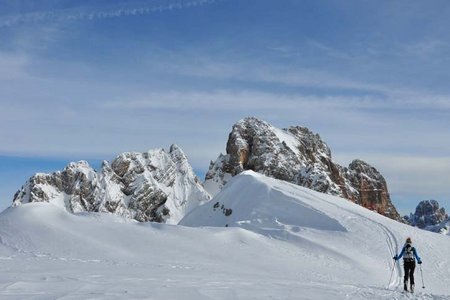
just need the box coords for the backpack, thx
[403,243,415,262]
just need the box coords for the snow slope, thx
[0,171,449,299]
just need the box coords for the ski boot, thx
[410,284,414,293]
[404,282,408,292]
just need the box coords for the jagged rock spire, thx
[205,117,401,221]
[13,145,211,224]
[408,200,448,230]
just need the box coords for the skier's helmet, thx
[406,237,412,244]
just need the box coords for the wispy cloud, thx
[147,55,450,113]
[0,51,29,80]
[306,39,353,60]
[0,0,217,28]
[404,40,449,57]
[153,55,387,94]
[101,90,389,112]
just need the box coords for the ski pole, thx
[387,259,396,289]
[419,264,425,289]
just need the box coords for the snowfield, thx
[0,171,449,299]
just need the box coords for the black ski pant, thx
[403,260,416,285]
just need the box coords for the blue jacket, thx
[395,243,421,263]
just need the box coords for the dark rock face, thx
[13,145,211,224]
[205,117,401,221]
[408,200,448,230]
[345,160,399,219]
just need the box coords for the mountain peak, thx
[169,143,184,154]
[12,146,211,224]
[205,118,401,221]
[408,200,449,233]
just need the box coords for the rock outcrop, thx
[205,117,401,221]
[406,200,449,233]
[13,145,211,224]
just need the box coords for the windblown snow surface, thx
[0,171,449,299]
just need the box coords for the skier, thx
[393,237,422,293]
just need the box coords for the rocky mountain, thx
[205,117,401,221]
[12,145,211,224]
[406,200,449,234]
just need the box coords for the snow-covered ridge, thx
[182,171,348,233]
[205,117,401,221]
[12,144,211,224]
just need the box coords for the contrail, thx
[0,0,217,28]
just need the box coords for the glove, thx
[393,255,398,260]
[418,260,422,264]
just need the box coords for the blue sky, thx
[1,0,449,215]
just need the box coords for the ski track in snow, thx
[294,187,404,290]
